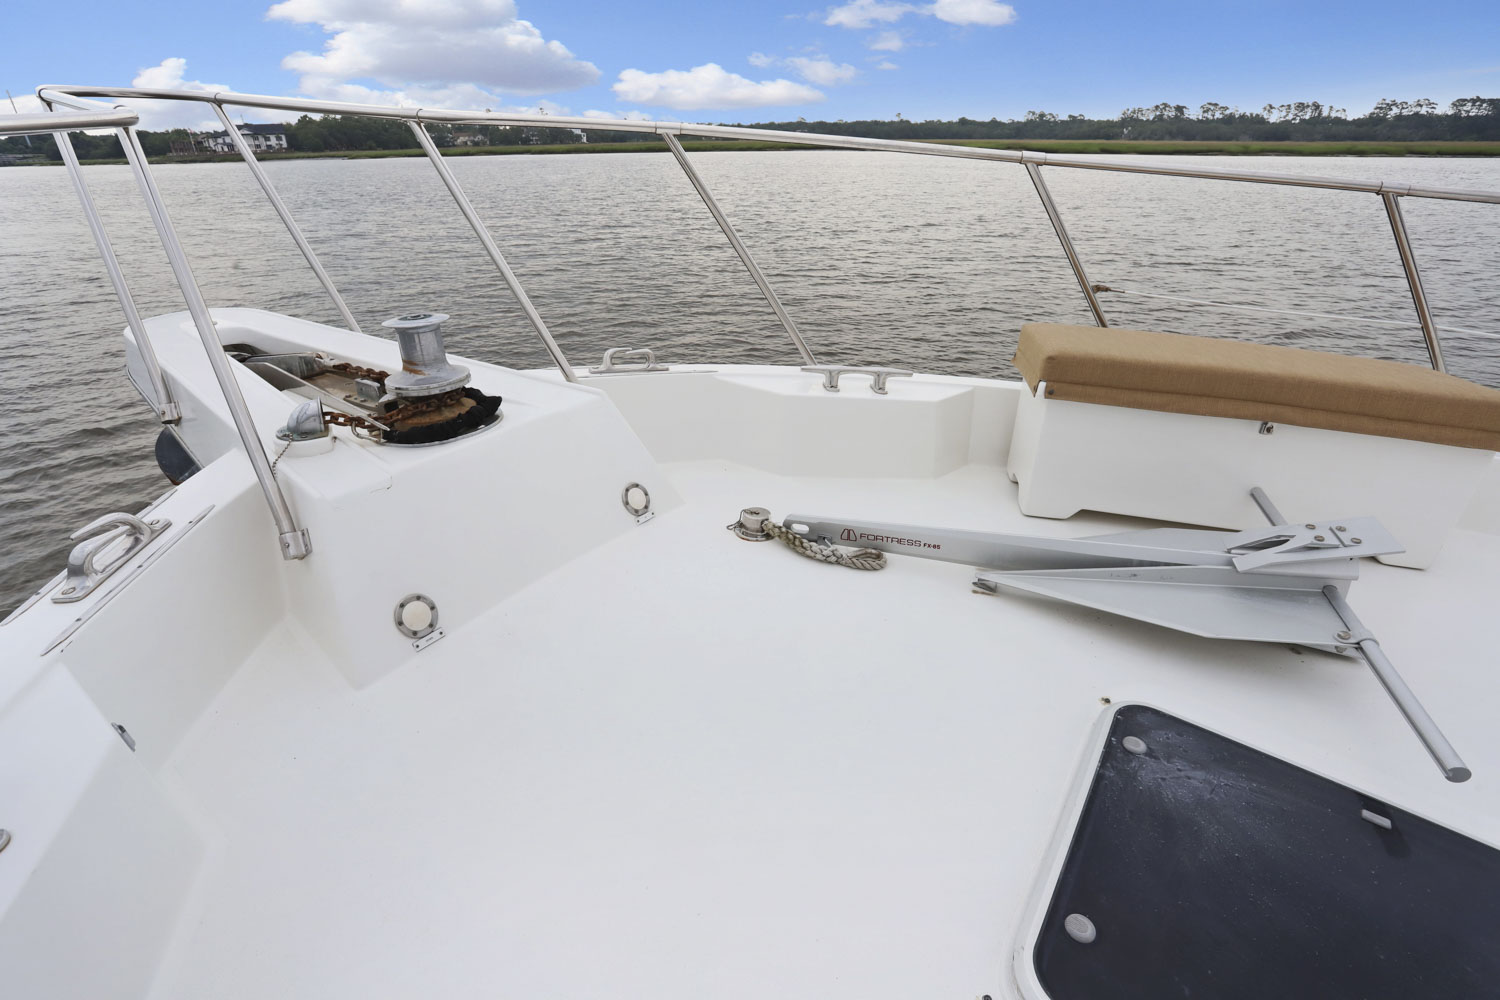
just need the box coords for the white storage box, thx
[1005,325,1500,569]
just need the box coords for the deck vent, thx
[380,312,470,399]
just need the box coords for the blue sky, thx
[6,0,1499,128]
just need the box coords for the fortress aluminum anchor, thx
[782,490,1468,782]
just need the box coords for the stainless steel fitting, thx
[381,312,471,398]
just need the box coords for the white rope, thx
[762,518,887,571]
[1096,285,1500,341]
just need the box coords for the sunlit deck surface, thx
[8,86,1500,1000]
[152,453,1500,999]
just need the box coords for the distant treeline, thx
[3,96,1497,161]
[740,97,1500,143]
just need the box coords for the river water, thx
[2,150,1498,612]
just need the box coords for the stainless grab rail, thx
[24,84,1500,563]
[1024,161,1107,328]
[35,91,312,560]
[38,84,1500,379]
[29,88,1500,203]
[0,108,139,134]
[43,87,584,381]
[662,132,817,364]
[209,103,363,334]
[1381,192,1446,372]
[3,109,182,422]
[116,123,312,559]
[34,87,1500,204]
[408,121,578,381]
[54,131,183,422]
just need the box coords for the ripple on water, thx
[1,151,1498,611]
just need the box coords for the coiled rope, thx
[762,517,888,571]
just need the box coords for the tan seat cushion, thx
[1012,324,1500,452]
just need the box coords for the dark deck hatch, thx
[1033,705,1500,1000]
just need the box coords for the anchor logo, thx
[840,528,857,542]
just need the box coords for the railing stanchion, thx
[1025,160,1107,328]
[48,121,180,422]
[407,121,577,382]
[661,132,817,365]
[211,103,362,333]
[1381,191,1446,372]
[116,125,311,560]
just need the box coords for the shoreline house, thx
[202,123,289,154]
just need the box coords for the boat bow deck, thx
[7,85,1500,995]
[143,449,1500,998]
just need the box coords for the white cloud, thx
[747,53,858,87]
[2,93,45,115]
[283,75,569,116]
[582,109,653,121]
[824,0,1017,31]
[120,58,237,130]
[876,60,900,70]
[931,0,1016,25]
[612,63,823,110]
[269,0,513,28]
[785,57,858,86]
[824,0,917,29]
[132,56,219,93]
[868,30,905,51]
[268,0,599,99]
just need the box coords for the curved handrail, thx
[23,83,1500,567]
[1,107,138,135]
[38,83,1500,375]
[37,85,1500,205]
[35,87,311,560]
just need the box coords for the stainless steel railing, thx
[40,85,1500,376]
[407,120,578,379]
[21,84,1500,561]
[23,93,312,559]
[1,108,138,134]
[208,102,362,334]
[3,108,182,424]
[661,132,817,365]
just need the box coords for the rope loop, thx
[762,518,887,571]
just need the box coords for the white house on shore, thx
[202,123,289,154]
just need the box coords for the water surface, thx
[2,151,1498,612]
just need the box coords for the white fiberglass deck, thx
[3,310,1498,999]
[10,88,1500,998]
[149,468,1500,998]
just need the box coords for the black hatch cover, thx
[1033,705,1500,1000]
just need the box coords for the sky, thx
[5,0,1499,130]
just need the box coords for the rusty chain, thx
[327,361,391,382]
[322,410,386,435]
[319,387,472,440]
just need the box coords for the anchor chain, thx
[323,410,385,433]
[311,388,479,441]
[326,361,391,382]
